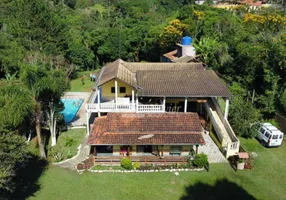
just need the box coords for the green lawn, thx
[48,128,86,162]
[217,97,226,113]
[28,138,286,200]
[69,71,98,92]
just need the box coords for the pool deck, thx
[63,92,90,127]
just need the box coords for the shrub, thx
[65,137,75,147]
[133,161,140,170]
[67,150,73,159]
[193,153,208,168]
[121,158,132,169]
[52,149,64,162]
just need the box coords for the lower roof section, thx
[88,113,205,145]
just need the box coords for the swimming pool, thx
[61,99,84,123]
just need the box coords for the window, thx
[120,87,126,93]
[170,146,182,156]
[260,127,266,135]
[265,132,270,138]
[272,135,278,139]
[279,135,283,139]
[111,87,115,93]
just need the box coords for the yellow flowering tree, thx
[159,19,188,50]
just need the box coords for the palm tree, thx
[20,65,68,158]
[194,37,232,69]
[20,65,48,158]
[0,80,33,131]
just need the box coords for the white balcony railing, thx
[137,105,165,113]
[86,103,165,113]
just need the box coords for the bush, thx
[193,153,208,168]
[65,137,75,147]
[51,148,64,162]
[133,161,140,170]
[67,150,73,159]
[121,158,132,169]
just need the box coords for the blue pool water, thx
[61,99,84,123]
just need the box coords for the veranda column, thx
[195,145,199,154]
[184,97,188,112]
[224,97,230,120]
[163,97,166,112]
[86,111,90,135]
[136,95,139,112]
[132,89,135,111]
[115,80,118,110]
[97,88,101,116]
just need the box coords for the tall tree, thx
[20,66,47,158]
[0,81,33,131]
[39,70,68,146]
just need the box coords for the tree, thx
[40,70,68,146]
[20,66,46,158]
[194,37,232,69]
[279,89,286,114]
[229,95,261,138]
[20,66,68,156]
[159,19,188,51]
[0,81,33,131]
[0,130,30,194]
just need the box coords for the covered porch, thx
[91,144,198,157]
[92,155,193,165]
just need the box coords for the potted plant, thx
[237,158,245,170]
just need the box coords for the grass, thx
[69,70,98,92]
[28,137,286,200]
[217,97,226,113]
[48,128,86,162]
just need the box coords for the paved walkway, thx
[198,132,227,163]
[54,133,90,170]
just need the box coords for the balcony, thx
[86,103,165,113]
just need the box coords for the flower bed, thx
[86,168,204,173]
[77,157,95,170]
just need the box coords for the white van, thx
[254,123,284,147]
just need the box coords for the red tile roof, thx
[88,113,205,145]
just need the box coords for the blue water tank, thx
[181,36,192,45]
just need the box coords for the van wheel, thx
[260,141,265,147]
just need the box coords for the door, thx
[269,133,283,146]
[136,145,153,155]
[96,145,113,156]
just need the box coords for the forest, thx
[0,0,285,197]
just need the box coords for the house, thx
[86,58,239,159]
[88,112,205,157]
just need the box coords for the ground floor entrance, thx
[94,145,113,156]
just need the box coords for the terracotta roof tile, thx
[88,113,205,145]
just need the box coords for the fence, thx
[275,113,286,133]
